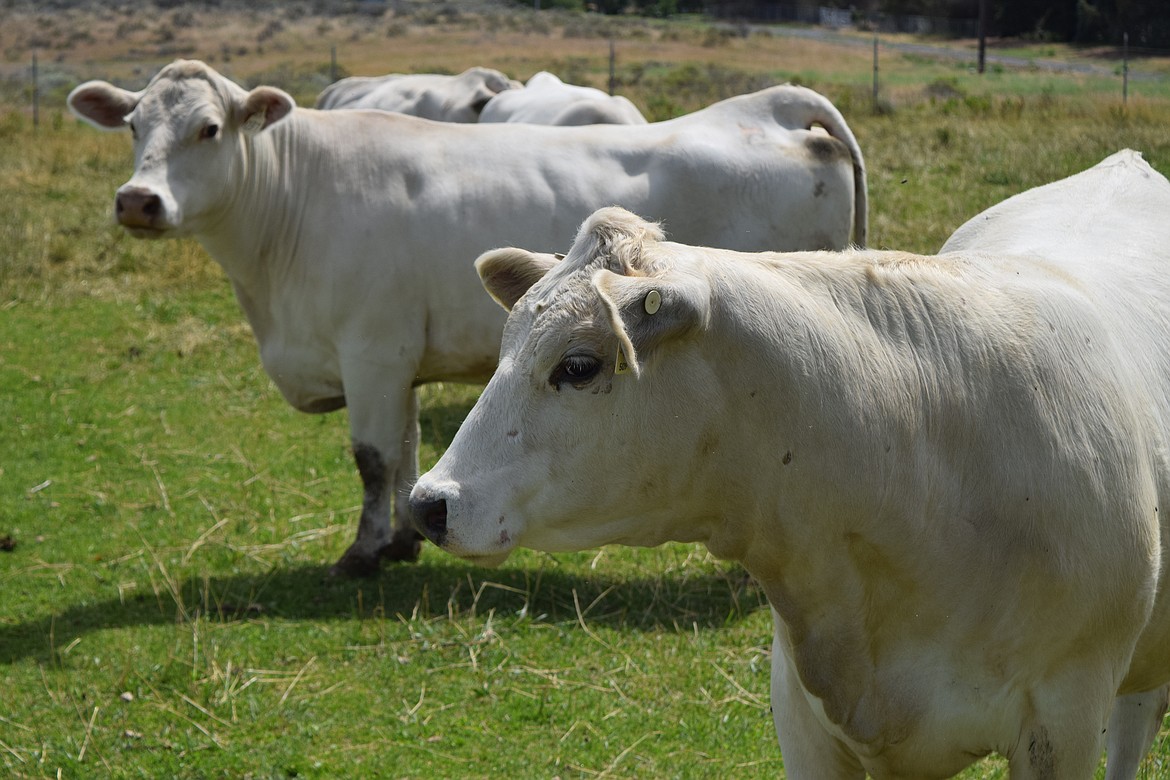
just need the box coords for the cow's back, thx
[942,150,1170,269]
[315,76,391,110]
[299,105,853,252]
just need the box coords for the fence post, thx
[977,0,987,74]
[608,39,616,96]
[330,45,337,84]
[872,33,879,112]
[32,49,39,129]
[1122,32,1129,105]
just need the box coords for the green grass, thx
[0,290,776,778]
[3,10,1170,778]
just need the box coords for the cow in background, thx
[314,66,520,121]
[478,71,647,125]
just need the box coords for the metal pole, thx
[608,39,616,96]
[1123,32,1129,105]
[872,33,879,112]
[32,50,39,129]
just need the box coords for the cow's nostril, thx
[412,498,448,545]
[116,187,164,228]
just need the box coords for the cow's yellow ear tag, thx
[615,347,630,375]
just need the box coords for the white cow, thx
[478,71,647,126]
[67,59,866,577]
[410,151,1170,778]
[314,66,520,121]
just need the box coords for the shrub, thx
[925,77,964,101]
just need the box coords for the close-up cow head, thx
[67,60,294,238]
[411,207,721,565]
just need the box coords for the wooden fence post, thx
[609,39,616,96]
[977,0,987,74]
[872,33,879,112]
[1123,32,1129,105]
[32,50,39,129]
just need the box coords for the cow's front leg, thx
[329,375,422,577]
[390,387,423,555]
[1006,664,1115,780]
[769,612,866,780]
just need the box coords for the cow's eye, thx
[200,123,219,140]
[128,121,137,139]
[551,355,602,388]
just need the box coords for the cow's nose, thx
[410,497,448,546]
[115,186,163,228]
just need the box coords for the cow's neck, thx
[695,251,973,748]
[196,121,311,298]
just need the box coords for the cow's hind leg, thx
[1104,685,1169,780]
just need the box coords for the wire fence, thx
[712,13,1168,106]
[8,6,1170,128]
[709,1,1170,48]
[710,1,978,36]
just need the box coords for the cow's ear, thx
[67,81,141,130]
[483,70,522,95]
[467,68,518,116]
[592,268,711,378]
[236,86,295,134]
[476,248,561,311]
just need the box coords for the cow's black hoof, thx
[327,546,384,578]
[380,531,423,563]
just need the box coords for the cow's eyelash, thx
[549,354,602,389]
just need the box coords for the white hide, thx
[411,152,1170,778]
[478,71,647,126]
[66,59,867,576]
[314,66,520,121]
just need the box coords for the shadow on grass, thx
[0,556,768,664]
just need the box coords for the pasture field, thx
[3,4,1170,778]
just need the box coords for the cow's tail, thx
[785,86,868,248]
